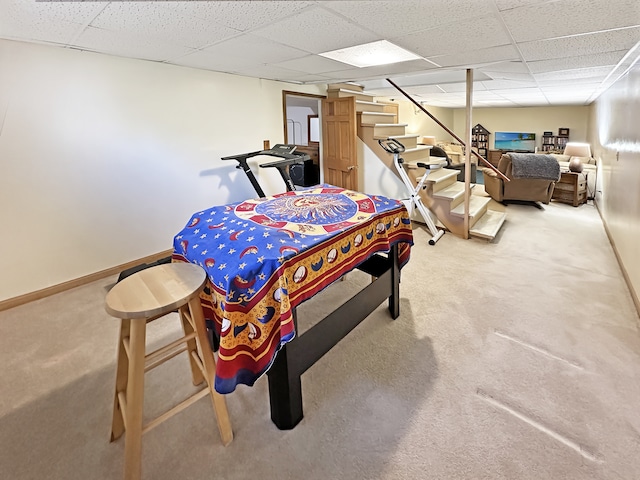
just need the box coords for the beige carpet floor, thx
[1,198,639,480]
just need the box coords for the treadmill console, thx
[267,144,298,155]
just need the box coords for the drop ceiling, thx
[1,0,639,107]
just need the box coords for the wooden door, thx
[321,96,358,191]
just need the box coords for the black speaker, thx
[290,160,319,187]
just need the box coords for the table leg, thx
[266,244,402,430]
[267,345,303,430]
[388,243,400,319]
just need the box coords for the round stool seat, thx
[105,262,206,320]
[105,261,232,480]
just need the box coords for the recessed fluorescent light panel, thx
[319,40,421,68]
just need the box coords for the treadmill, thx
[221,144,311,198]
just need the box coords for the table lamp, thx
[563,142,591,173]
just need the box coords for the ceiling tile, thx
[177,34,308,72]
[493,87,548,96]
[408,85,448,95]
[479,61,531,74]
[527,50,628,73]
[169,49,248,74]
[72,26,195,63]
[536,77,605,87]
[429,45,520,68]
[438,82,487,93]
[323,0,488,37]
[0,18,84,46]
[494,0,553,11]
[0,0,97,44]
[393,15,513,58]
[480,79,538,90]
[541,84,602,94]
[161,1,315,32]
[518,27,640,62]
[90,2,240,49]
[501,0,640,43]
[533,65,613,81]
[1,0,634,107]
[250,6,379,54]
[232,63,310,82]
[480,71,535,82]
[274,54,358,75]
[361,69,486,91]
[473,90,506,101]
[1,0,105,25]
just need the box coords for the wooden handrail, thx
[385,78,510,182]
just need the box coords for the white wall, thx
[397,101,456,143]
[590,64,640,306]
[0,39,324,301]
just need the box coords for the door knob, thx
[347,165,358,171]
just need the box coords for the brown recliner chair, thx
[484,153,559,204]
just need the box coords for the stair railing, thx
[386,78,509,182]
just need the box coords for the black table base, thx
[267,244,401,429]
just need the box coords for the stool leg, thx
[178,305,205,386]
[188,296,233,446]
[123,318,147,480]
[111,318,130,442]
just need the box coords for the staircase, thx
[327,83,506,242]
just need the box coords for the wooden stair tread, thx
[469,210,507,240]
[373,134,420,140]
[363,122,408,127]
[406,159,446,169]
[420,167,459,185]
[330,88,373,96]
[389,134,420,139]
[356,99,387,109]
[328,83,363,91]
[450,195,491,218]
[432,181,466,201]
[404,145,431,154]
[359,111,395,116]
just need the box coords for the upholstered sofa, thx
[483,153,560,204]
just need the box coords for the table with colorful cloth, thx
[172,184,413,429]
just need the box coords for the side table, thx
[552,171,587,207]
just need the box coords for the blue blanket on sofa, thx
[510,153,560,181]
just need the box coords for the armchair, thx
[484,153,560,204]
[430,145,477,183]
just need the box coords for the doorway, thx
[283,91,324,186]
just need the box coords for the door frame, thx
[282,91,326,143]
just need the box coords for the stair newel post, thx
[464,69,473,240]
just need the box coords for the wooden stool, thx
[105,262,233,480]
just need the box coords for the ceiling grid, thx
[0,0,638,107]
